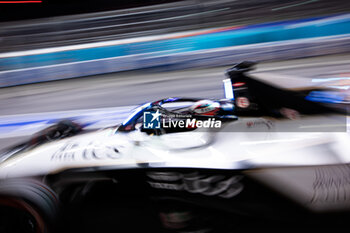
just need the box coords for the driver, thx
[189,100,221,116]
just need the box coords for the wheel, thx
[0,179,59,233]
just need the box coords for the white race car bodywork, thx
[1,113,349,212]
[0,115,347,179]
[1,115,349,211]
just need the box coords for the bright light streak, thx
[272,0,318,11]
[0,1,42,3]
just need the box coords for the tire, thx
[0,179,59,233]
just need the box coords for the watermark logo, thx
[143,109,222,129]
[143,110,161,129]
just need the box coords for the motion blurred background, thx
[0,0,350,148]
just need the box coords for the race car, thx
[0,61,349,233]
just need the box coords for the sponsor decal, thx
[236,97,250,108]
[147,172,244,199]
[51,141,122,161]
[246,119,273,129]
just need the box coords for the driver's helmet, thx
[190,100,221,116]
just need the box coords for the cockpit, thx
[117,97,236,134]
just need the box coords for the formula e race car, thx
[0,62,349,233]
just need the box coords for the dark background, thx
[1,0,349,23]
[0,0,181,21]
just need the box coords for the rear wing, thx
[223,61,341,117]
